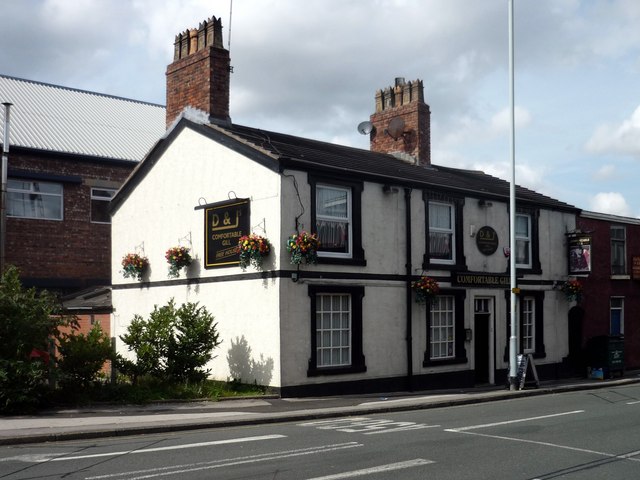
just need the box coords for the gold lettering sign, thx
[204,198,250,268]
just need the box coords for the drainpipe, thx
[1,102,12,275]
[404,187,413,391]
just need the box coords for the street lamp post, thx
[508,0,519,390]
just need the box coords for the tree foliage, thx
[118,299,220,383]
[0,266,75,413]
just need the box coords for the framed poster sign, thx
[568,234,591,275]
[203,198,250,268]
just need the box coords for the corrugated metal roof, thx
[0,74,166,162]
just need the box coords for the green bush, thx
[0,266,74,413]
[118,299,220,384]
[57,324,113,388]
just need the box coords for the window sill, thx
[422,356,468,367]
[318,256,367,267]
[610,274,630,280]
[307,364,367,377]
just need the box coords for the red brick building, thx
[572,211,640,371]
[0,75,165,294]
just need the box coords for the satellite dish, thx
[357,121,374,135]
[387,117,405,140]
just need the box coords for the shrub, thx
[118,299,220,384]
[57,324,113,388]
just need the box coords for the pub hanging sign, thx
[203,198,250,268]
[568,234,591,275]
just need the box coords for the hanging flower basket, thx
[165,246,192,278]
[237,234,272,270]
[121,253,149,281]
[287,231,320,265]
[411,276,440,304]
[561,279,583,302]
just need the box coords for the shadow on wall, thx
[227,335,274,387]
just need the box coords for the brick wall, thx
[369,78,431,166]
[6,150,134,292]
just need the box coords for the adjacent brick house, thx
[0,75,165,294]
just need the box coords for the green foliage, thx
[57,324,113,388]
[118,299,221,384]
[0,266,74,413]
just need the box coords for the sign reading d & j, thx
[203,198,250,268]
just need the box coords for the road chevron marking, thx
[305,459,435,479]
[444,410,584,432]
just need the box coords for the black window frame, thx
[309,174,366,266]
[610,225,626,275]
[423,191,466,271]
[423,288,468,367]
[307,285,366,376]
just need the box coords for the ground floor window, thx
[424,289,467,366]
[307,285,365,376]
[610,297,624,336]
[504,290,546,359]
[522,297,535,353]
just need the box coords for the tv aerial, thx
[386,117,406,140]
[357,121,374,135]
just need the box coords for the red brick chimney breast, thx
[369,78,431,166]
[165,16,230,128]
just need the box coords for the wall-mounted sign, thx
[568,234,591,275]
[476,226,499,255]
[632,256,640,281]
[453,272,510,288]
[203,198,250,268]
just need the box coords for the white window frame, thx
[515,213,532,269]
[429,201,455,265]
[430,295,455,360]
[316,184,352,259]
[610,297,624,336]
[316,293,352,368]
[611,226,626,275]
[91,187,117,224]
[7,179,63,220]
[522,297,535,353]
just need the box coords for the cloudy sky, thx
[1,0,639,217]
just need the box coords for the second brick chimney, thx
[369,78,431,166]
[165,16,230,128]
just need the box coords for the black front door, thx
[474,312,490,384]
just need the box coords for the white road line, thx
[627,400,640,405]
[452,430,640,463]
[305,459,435,479]
[11,434,286,463]
[85,442,363,480]
[445,410,584,432]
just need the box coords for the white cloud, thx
[490,106,532,134]
[586,105,640,158]
[592,164,617,181]
[589,192,632,216]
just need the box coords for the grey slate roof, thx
[0,74,165,162]
[114,114,577,213]
[218,122,578,211]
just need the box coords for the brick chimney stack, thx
[165,16,230,128]
[369,78,431,166]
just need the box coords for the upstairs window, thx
[91,188,117,224]
[309,175,365,266]
[611,226,626,275]
[429,202,455,264]
[515,213,532,268]
[7,179,63,220]
[316,184,351,257]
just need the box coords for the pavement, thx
[2,374,640,446]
